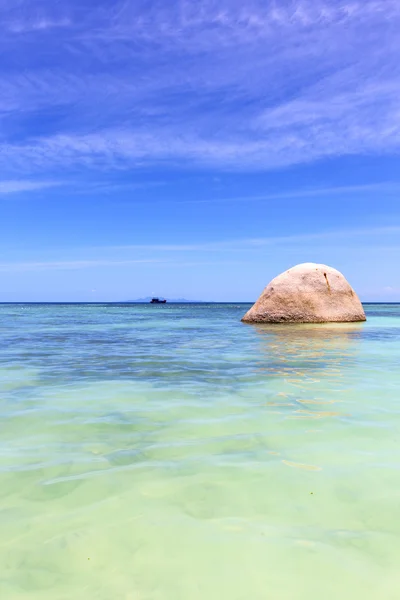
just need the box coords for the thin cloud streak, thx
[0,180,66,195]
[5,18,71,33]
[68,225,400,254]
[3,224,399,272]
[0,258,250,273]
[164,183,400,205]
[0,259,166,273]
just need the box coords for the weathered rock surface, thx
[242,263,366,323]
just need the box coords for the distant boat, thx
[150,298,167,304]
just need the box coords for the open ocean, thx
[1,302,400,600]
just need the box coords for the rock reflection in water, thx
[248,323,365,421]
[251,322,364,377]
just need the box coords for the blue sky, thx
[0,0,399,301]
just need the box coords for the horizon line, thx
[0,301,399,305]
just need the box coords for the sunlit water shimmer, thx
[1,303,400,600]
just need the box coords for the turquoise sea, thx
[1,302,400,600]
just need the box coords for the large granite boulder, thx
[242,263,366,323]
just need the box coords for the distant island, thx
[124,297,203,303]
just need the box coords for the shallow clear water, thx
[1,302,400,599]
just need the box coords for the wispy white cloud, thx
[0,0,399,172]
[83,0,400,46]
[0,0,72,34]
[3,121,398,172]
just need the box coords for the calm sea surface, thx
[1,303,400,599]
